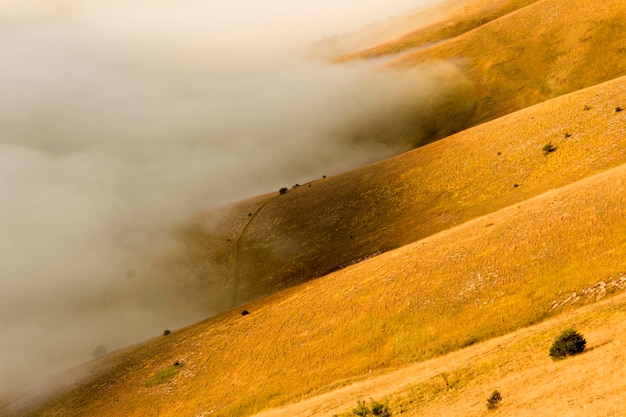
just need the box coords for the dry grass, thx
[276,291,626,417]
[4,2,626,416]
[5,156,625,417]
[180,75,626,304]
[336,0,542,61]
[340,0,626,128]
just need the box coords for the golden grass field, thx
[336,0,542,61]
[175,0,626,303]
[259,290,626,417]
[180,74,626,305]
[5,148,625,417]
[3,0,626,416]
[342,0,626,128]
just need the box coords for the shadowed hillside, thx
[178,75,626,305]
[4,149,625,417]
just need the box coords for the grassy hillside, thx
[307,0,469,59]
[344,0,626,127]
[5,155,625,417]
[259,290,626,417]
[178,75,626,304]
[4,1,626,416]
[337,0,542,60]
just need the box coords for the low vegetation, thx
[338,399,391,417]
[4,1,626,416]
[144,362,183,388]
[486,390,502,410]
[549,329,586,360]
[542,142,557,155]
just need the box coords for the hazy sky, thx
[0,0,444,396]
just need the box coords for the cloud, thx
[0,0,468,396]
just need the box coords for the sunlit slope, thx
[337,0,542,61]
[308,0,469,58]
[184,76,626,304]
[6,157,625,417]
[345,0,626,126]
[259,291,626,417]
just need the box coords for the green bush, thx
[145,361,183,387]
[486,390,502,410]
[549,329,586,360]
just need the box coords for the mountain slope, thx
[179,75,626,304]
[256,290,626,417]
[5,149,625,417]
[4,1,626,415]
[345,0,626,127]
[336,0,542,60]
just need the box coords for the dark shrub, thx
[352,400,391,416]
[353,400,371,416]
[163,329,171,336]
[549,328,586,360]
[92,345,107,359]
[615,106,623,112]
[370,400,391,417]
[486,390,502,410]
[279,187,288,194]
[241,310,250,316]
[542,142,557,155]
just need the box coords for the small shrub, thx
[542,142,557,155]
[615,106,623,112]
[486,390,502,410]
[92,345,107,359]
[352,400,391,417]
[279,187,288,194]
[549,328,586,360]
[564,132,571,138]
[241,310,250,316]
[370,400,391,417]
[353,400,371,416]
[163,329,171,336]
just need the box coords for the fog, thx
[0,0,470,397]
